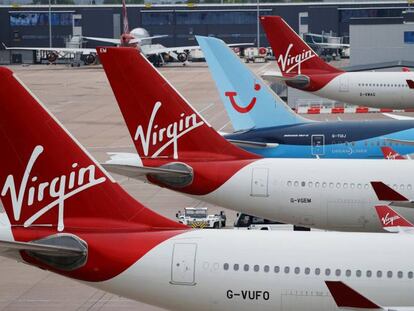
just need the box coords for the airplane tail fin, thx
[375,205,414,233]
[260,16,343,76]
[380,146,406,160]
[0,67,185,235]
[97,47,257,162]
[122,0,130,34]
[325,281,382,310]
[196,35,308,131]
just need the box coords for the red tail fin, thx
[0,67,183,233]
[97,47,256,163]
[260,16,343,76]
[375,205,414,230]
[380,146,406,160]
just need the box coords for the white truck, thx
[176,207,226,229]
[233,213,311,231]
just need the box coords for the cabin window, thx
[254,265,260,272]
[287,181,292,187]
[377,271,382,278]
[398,271,403,278]
[224,263,229,270]
[325,268,331,276]
[244,264,249,272]
[264,265,270,273]
[305,267,310,275]
[295,267,300,274]
[274,266,280,273]
[284,266,290,274]
[356,270,362,277]
[346,269,351,277]
[408,272,413,279]
[301,181,306,187]
[315,268,321,275]
[335,269,341,276]
[366,270,372,277]
[234,264,239,271]
[387,271,393,278]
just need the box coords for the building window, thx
[404,31,414,44]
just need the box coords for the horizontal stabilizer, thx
[227,139,278,149]
[371,181,409,201]
[261,71,310,88]
[384,138,414,145]
[325,281,382,310]
[383,113,414,121]
[0,239,85,256]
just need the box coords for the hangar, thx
[0,0,410,64]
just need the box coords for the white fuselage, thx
[313,72,414,108]
[95,229,414,311]
[194,158,414,232]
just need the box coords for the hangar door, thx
[171,243,197,285]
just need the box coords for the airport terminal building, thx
[0,1,411,53]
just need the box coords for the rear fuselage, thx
[225,120,414,158]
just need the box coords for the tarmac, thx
[0,60,408,310]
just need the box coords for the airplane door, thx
[251,168,269,197]
[311,135,325,156]
[339,76,349,92]
[171,243,197,285]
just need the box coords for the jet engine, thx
[47,51,58,63]
[177,52,188,63]
[84,53,96,65]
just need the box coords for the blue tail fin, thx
[196,36,308,131]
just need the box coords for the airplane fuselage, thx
[93,230,414,311]
[225,119,414,158]
[305,72,414,108]
[188,158,414,231]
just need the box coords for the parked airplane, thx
[2,66,414,311]
[260,16,414,109]
[196,35,414,159]
[98,46,414,232]
[2,0,210,65]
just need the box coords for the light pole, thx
[48,0,52,47]
[256,0,260,48]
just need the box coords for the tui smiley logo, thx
[225,83,261,113]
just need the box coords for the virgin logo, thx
[278,44,315,74]
[134,101,204,159]
[1,145,106,232]
[381,212,400,226]
[225,83,261,114]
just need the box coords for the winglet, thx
[380,146,406,160]
[370,181,409,201]
[325,281,382,309]
[375,205,414,232]
[407,79,414,89]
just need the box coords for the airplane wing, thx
[374,205,414,233]
[383,113,414,121]
[83,36,121,45]
[2,43,96,55]
[371,181,414,208]
[326,281,414,311]
[145,42,253,56]
[313,42,350,48]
